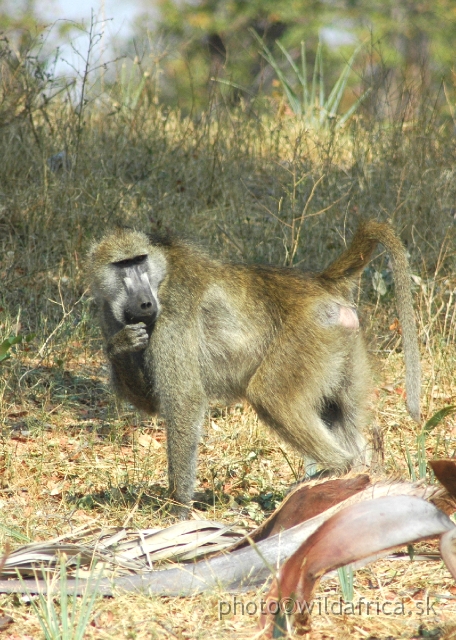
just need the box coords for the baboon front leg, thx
[153,325,207,518]
[163,398,206,518]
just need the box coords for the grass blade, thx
[318,42,324,123]
[423,406,456,436]
[310,41,320,123]
[301,41,308,111]
[338,564,354,602]
[338,87,372,127]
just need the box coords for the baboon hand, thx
[121,323,149,352]
[107,323,149,357]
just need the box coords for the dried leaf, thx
[389,318,401,333]
[0,615,13,630]
[49,483,65,497]
[91,610,114,629]
[430,459,456,498]
[136,433,161,449]
[0,520,244,578]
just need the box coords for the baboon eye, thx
[113,255,148,267]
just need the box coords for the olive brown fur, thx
[87,221,420,516]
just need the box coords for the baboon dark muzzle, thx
[123,265,159,327]
[124,296,158,326]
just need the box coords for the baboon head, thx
[88,228,167,328]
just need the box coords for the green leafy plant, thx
[252,32,371,128]
[0,333,35,363]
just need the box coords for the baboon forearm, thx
[105,325,158,411]
[110,361,158,414]
[107,336,130,359]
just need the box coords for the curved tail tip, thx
[407,403,421,425]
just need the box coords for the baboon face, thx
[113,254,159,326]
[89,229,167,328]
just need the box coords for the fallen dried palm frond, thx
[0,473,452,600]
[0,520,244,579]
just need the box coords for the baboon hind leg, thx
[321,340,371,468]
[245,338,367,471]
[320,394,368,469]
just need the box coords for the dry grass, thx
[0,36,456,638]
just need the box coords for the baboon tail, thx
[322,220,421,424]
[321,221,391,282]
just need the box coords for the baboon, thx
[87,221,420,516]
